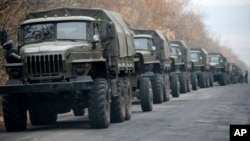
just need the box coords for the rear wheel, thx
[88,78,110,128]
[140,77,153,112]
[152,74,163,104]
[171,74,180,97]
[186,73,191,92]
[163,74,170,102]
[111,78,126,123]
[2,94,27,132]
[219,73,227,86]
[191,73,198,90]
[179,73,187,93]
[123,78,132,120]
[198,72,206,88]
[209,72,214,87]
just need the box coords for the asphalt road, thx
[0,83,249,141]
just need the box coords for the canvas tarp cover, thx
[134,29,170,59]
[25,7,135,57]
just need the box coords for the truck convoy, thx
[0,7,136,132]
[0,7,246,133]
[190,48,213,89]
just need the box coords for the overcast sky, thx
[192,0,250,68]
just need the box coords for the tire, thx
[111,78,126,123]
[179,73,187,93]
[140,77,153,112]
[171,74,180,97]
[191,73,198,90]
[2,94,27,132]
[88,78,110,128]
[219,73,227,86]
[186,72,191,92]
[29,107,57,126]
[123,78,132,120]
[163,74,170,102]
[198,72,206,88]
[152,74,163,104]
[205,72,210,88]
[209,72,214,87]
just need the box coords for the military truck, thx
[228,63,242,84]
[0,7,136,132]
[133,29,177,98]
[132,33,169,107]
[169,40,191,94]
[208,53,228,86]
[190,48,213,89]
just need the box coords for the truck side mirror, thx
[152,46,156,51]
[106,22,115,39]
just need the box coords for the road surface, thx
[0,83,249,141]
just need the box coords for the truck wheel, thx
[171,74,180,97]
[111,78,126,123]
[163,74,170,102]
[219,73,227,86]
[123,78,132,120]
[88,78,110,128]
[2,94,27,132]
[198,72,206,88]
[179,73,187,93]
[191,73,198,90]
[186,73,191,92]
[140,77,153,112]
[209,72,214,87]
[152,74,163,104]
[29,107,57,126]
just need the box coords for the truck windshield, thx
[23,22,88,44]
[24,23,55,44]
[209,56,220,63]
[57,22,87,40]
[134,38,149,50]
[191,52,200,61]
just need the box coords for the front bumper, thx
[0,76,93,94]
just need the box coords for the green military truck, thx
[133,29,177,98]
[132,32,170,108]
[0,7,136,132]
[169,40,191,94]
[190,48,213,89]
[208,53,228,86]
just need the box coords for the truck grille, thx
[25,54,64,77]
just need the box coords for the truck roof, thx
[22,16,96,25]
[190,48,208,55]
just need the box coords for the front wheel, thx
[140,77,153,112]
[152,74,163,104]
[171,74,180,97]
[2,94,27,132]
[88,78,110,128]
